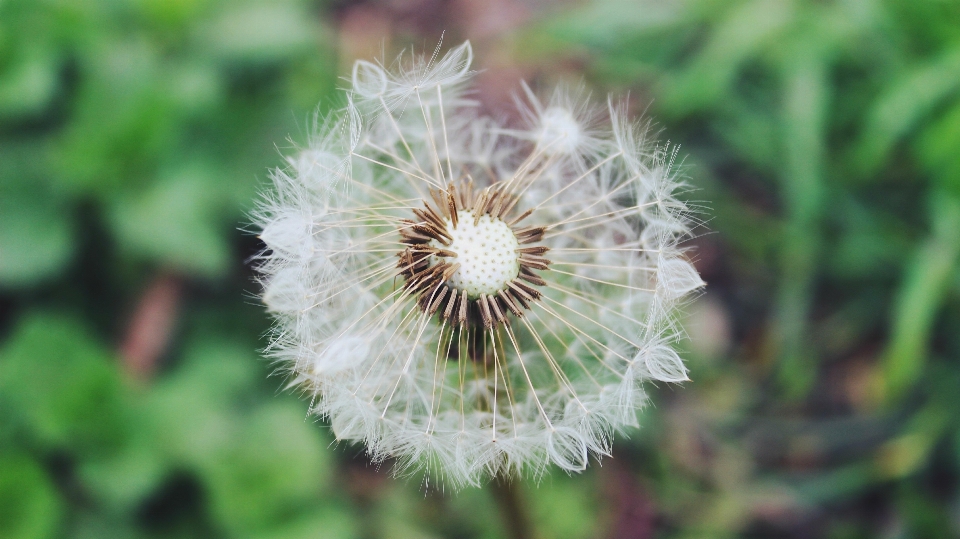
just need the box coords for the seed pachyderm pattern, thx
[254,41,704,487]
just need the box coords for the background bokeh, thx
[2,0,960,538]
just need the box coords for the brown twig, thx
[119,271,183,381]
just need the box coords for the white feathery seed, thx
[254,41,704,488]
[537,106,584,155]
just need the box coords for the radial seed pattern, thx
[255,42,705,487]
[397,180,549,330]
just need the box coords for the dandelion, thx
[255,41,704,488]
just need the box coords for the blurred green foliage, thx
[0,0,356,536]
[0,0,332,282]
[2,0,960,537]
[535,0,960,395]
[526,0,960,536]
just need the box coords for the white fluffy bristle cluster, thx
[254,41,704,488]
[433,211,520,299]
[537,106,584,155]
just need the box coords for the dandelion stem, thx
[489,477,533,539]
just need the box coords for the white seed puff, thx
[254,41,704,488]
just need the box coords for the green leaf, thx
[0,314,126,454]
[203,1,319,64]
[0,453,62,539]
[855,45,960,178]
[0,46,60,120]
[827,198,910,280]
[135,0,215,30]
[774,54,828,398]
[146,339,259,464]
[713,100,780,173]
[916,100,960,196]
[538,0,686,49]
[68,514,138,539]
[108,165,231,277]
[0,181,73,287]
[881,193,960,399]
[53,42,179,195]
[251,503,359,539]
[658,0,796,114]
[528,475,599,539]
[77,438,167,512]
[202,401,332,534]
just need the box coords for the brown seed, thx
[513,278,543,298]
[519,254,551,271]
[507,286,531,310]
[429,188,448,217]
[473,191,489,224]
[490,188,506,217]
[400,229,435,244]
[518,246,549,255]
[478,295,493,328]
[519,273,546,288]
[465,178,475,208]
[489,295,507,325]
[508,208,533,226]
[458,291,468,325]
[427,285,450,314]
[447,192,459,227]
[444,289,459,321]
[414,207,446,232]
[498,194,521,219]
[441,263,461,281]
[498,290,523,317]
[517,231,545,244]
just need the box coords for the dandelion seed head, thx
[254,41,704,488]
[537,106,583,155]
